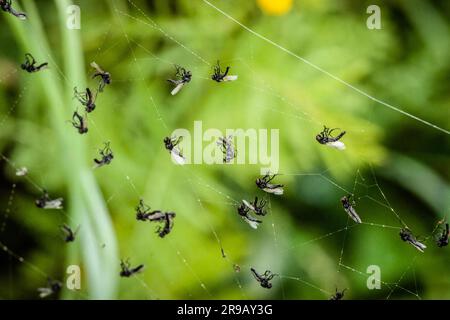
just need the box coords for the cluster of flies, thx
[4,2,449,299]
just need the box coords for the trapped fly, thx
[399,228,427,252]
[0,0,26,20]
[61,224,80,243]
[164,136,185,165]
[91,61,111,92]
[21,53,47,73]
[69,110,88,134]
[93,142,114,168]
[211,60,238,82]
[250,268,277,289]
[242,197,267,216]
[316,126,346,150]
[37,278,62,298]
[120,259,144,277]
[340,195,362,224]
[256,174,284,195]
[237,201,262,229]
[436,222,449,248]
[35,190,63,210]
[217,135,236,163]
[74,87,97,113]
[167,64,192,95]
[330,288,347,300]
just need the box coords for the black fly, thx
[211,60,238,82]
[61,224,79,243]
[21,53,47,73]
[93,142,114,168]
[217,135,236,163]
[69,110,88,134]
[35,190,63,210]
[330,288,347,300]
[237,201,262,229]
[436,222,449,248]
[255,174,284,195]
[120,259,144,277]
[164,136,185,165]
[167,64,192,95]
[91,61,111,92]
[0,0,26,20]
[316,126,346,150]
[154,212,176,238]
[340,195,362,224]
[135,199,160,221]
[74,87,96,113]
[37,278,62,298]
[399,228,427,252]
[250,268,277,289]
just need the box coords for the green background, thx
[0,0,449,299]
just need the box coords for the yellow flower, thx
[257,0,293,16]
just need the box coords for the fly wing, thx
[44,198,64,210]
[326,141,346,150]
[242,200,255,211]
[409,239,427,252]
[170,149,185,165]
[170,83,185,96]
[10,8,27,20]
[343,206,362,224]
[263,187,284,195]
[223,75,238,82]
[90,61,103,73]
[243,217,260,229]
[37,288,53,298]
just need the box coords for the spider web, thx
[0,0,447,300]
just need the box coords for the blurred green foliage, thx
[0,0,448,299]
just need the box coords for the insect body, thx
[37,279,62,298]
[70,111,88,134]
[316,126,346,150]
[61,224,79,243]
[217,135,236,163]
[436,223,449,248]
[211,61,238,82]
[74,87,96,113]
[237,201,262,229]
[120,259,144,277]
[340,195,362,224]
[250,268,277,289]
[155,212,176,238]
[167,64,191,95]
[0,0,26,20]
[164,136,185,165]
[91,61,111,92]
[21,53,47,73]
[330,288,347,300]
[93,142,114,168]
[135,199,159,221]
[399,228,427,252]
[35,191,63,210]
[255,174,284,195]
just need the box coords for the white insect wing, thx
[326,141,346,150]
[223,75,238,82]
[37,288,52,298]
[243,217,259,229]
[345,206,362,224]
[410,239,427,252]
[171,82,185,96]
[90,61,102,72]
[44,198,64,210]
[242,200,255,211]
[171,149,185,165]
[16,167,28,176]
[263,186,284,195]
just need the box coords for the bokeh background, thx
[0,0,449,299]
